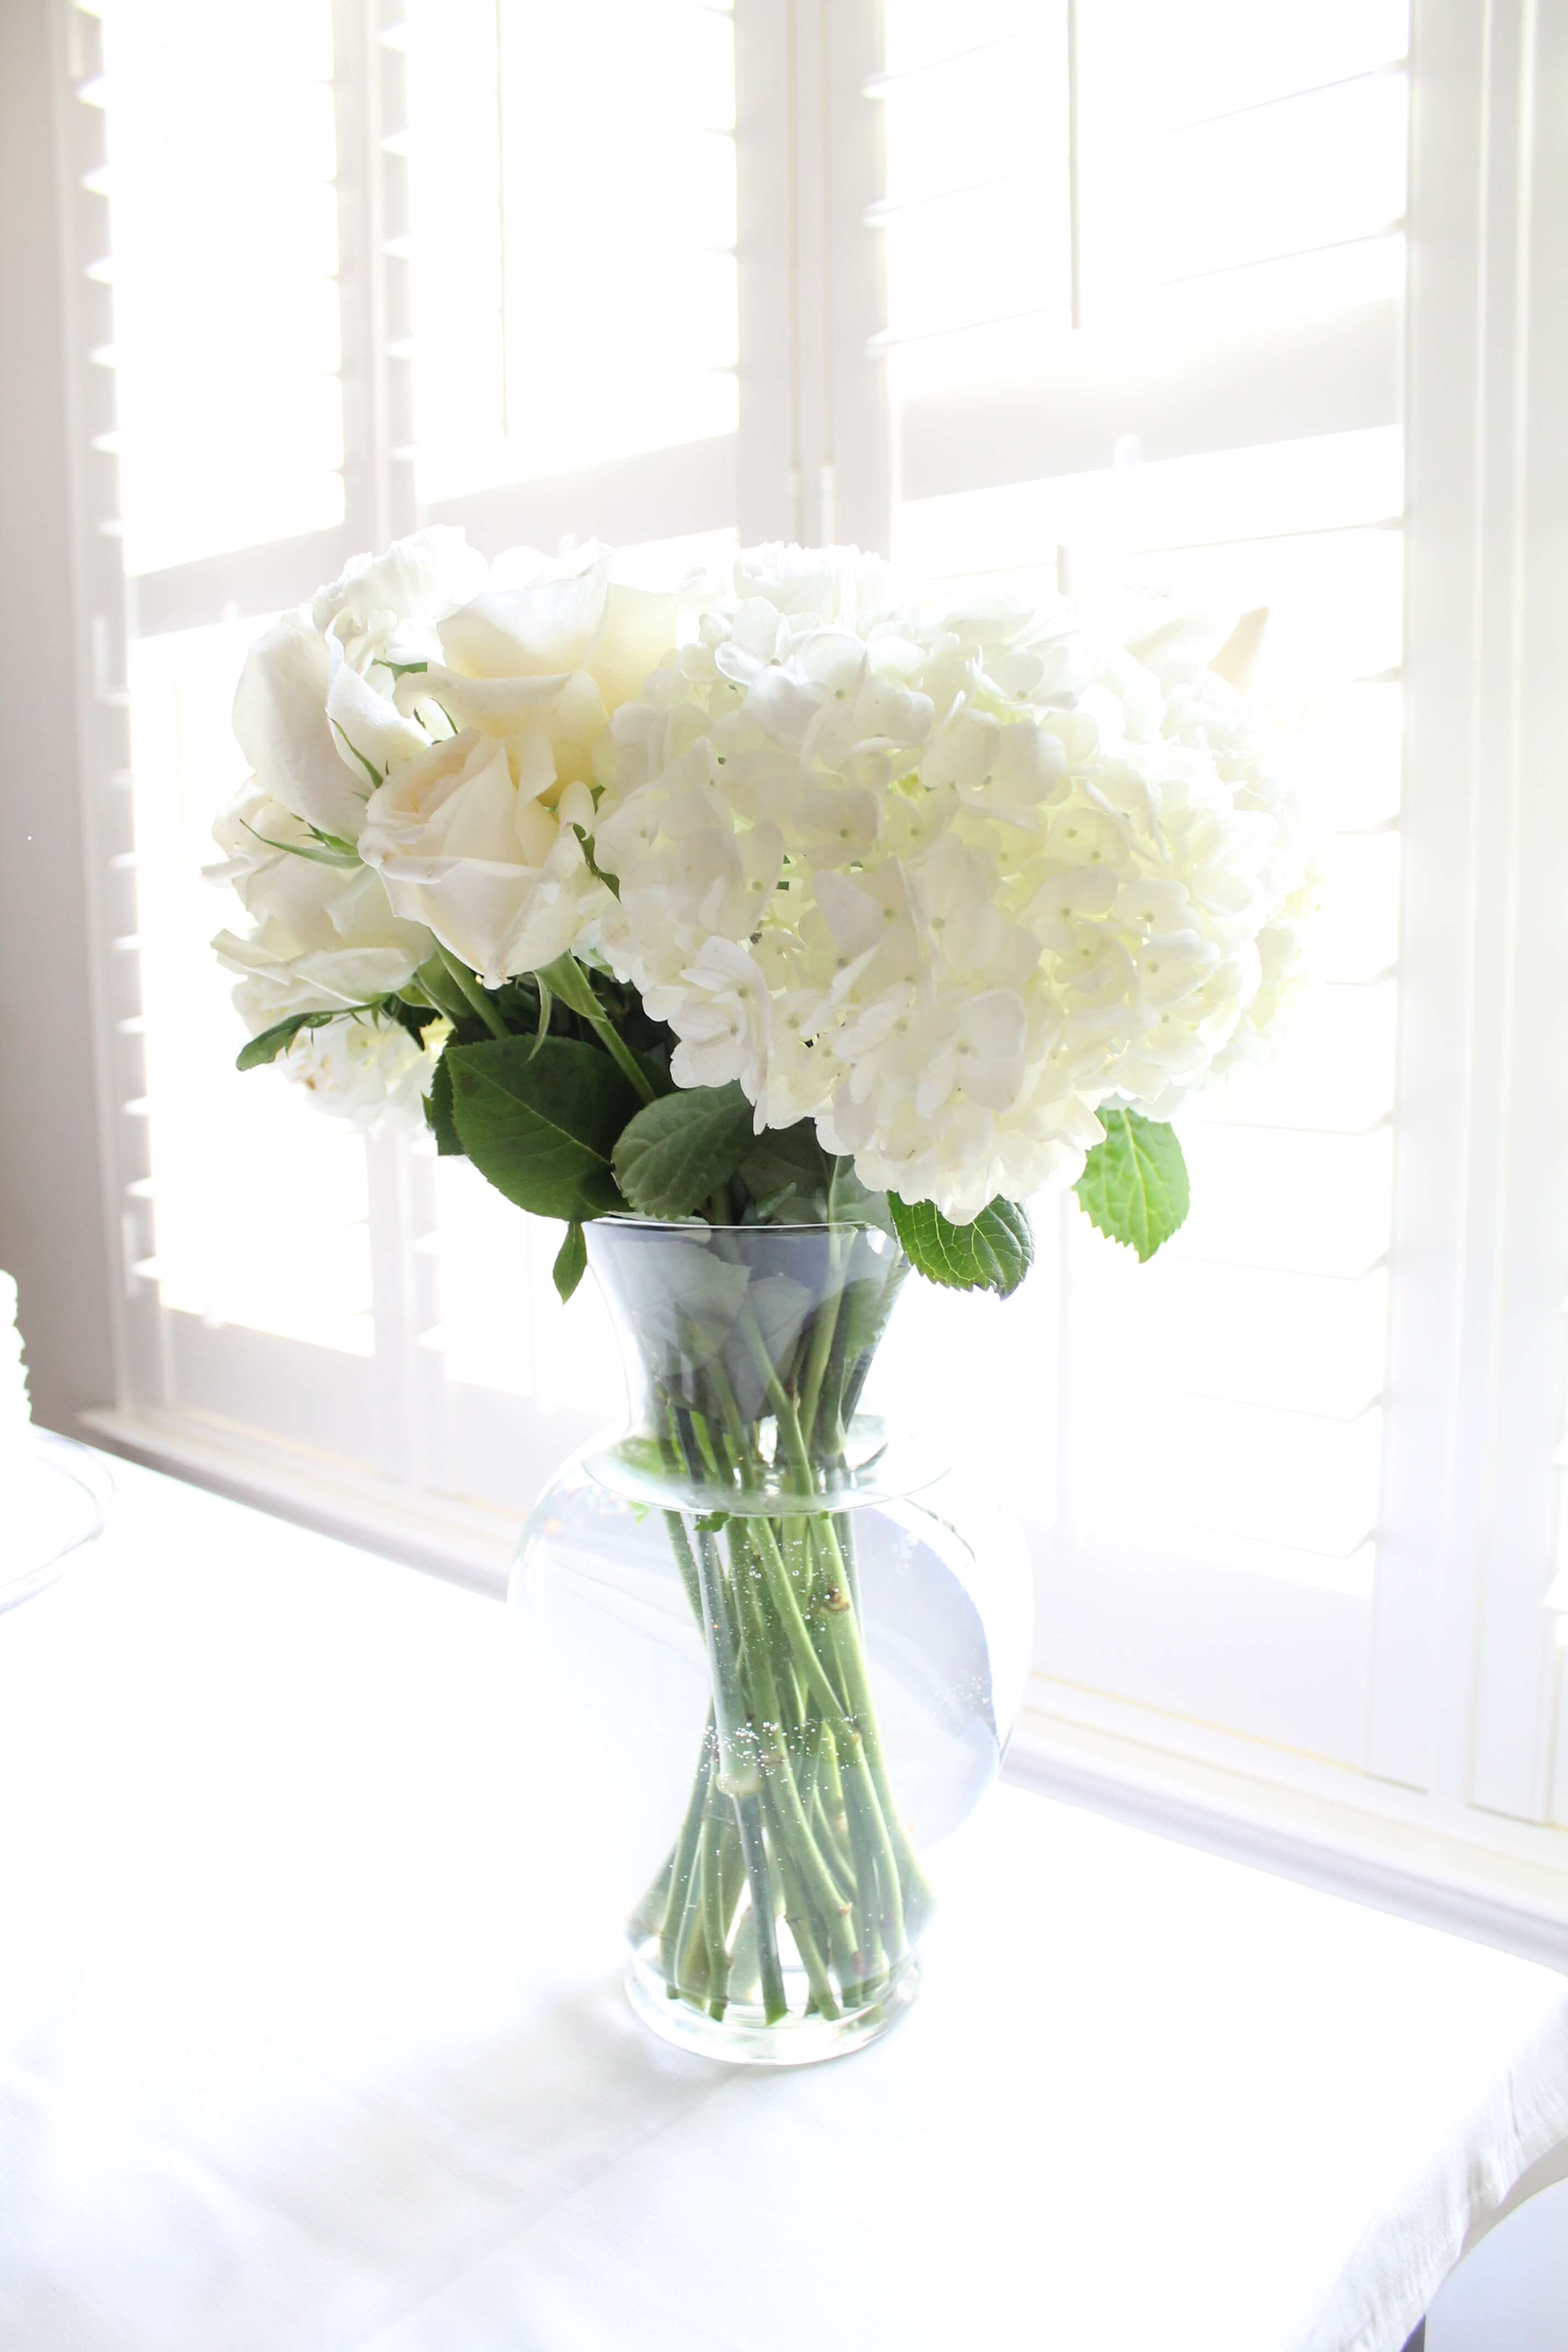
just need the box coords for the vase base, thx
[624,1940,921,2067]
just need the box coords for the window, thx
[880,0,1407,1770]
[59,0,1568,1873]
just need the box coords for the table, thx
[3,1456,1566,2352]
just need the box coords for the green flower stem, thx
[812,1516,935,1935]
[841,1729,905,1961]
[724,1524,884,1985]
[674,1876,715,2006]
[761,1787,842,2021]
[656,1711,715,1983]
[706,1232,815,1473]
[698,1800,731,2021]
[689,1516,790,2025]
[720,1814,747,1923]
[832,1506,863,1614]
[533,951,657,1105]
[433,943,510,1041]
[733,1795,786,2024]
[629,1255,929,2028]
[727,1527,858,1979]
[660,1507,705,1621]
[629,1848,676,1943]
[797,1213,848,1451]
[752,1499,910,1940]
[706,1373,874,1977]
[698,1398,861,1917]
[745,1520,895,1951]
[733,1510,844,1723]
[723,1355,911,1979]
[726,1901,764,2005]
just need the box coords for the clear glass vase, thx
[511,1217,1032,2066]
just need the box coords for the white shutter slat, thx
[878,0,1409,1775]
[101,0,345,578]
[897,308,1401,492]
[404,0,737,508]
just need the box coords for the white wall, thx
[0,0,116,1433]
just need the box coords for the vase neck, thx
[584,1218,916,1509]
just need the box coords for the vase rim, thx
[595,1215,892,1239]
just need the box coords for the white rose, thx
[311,526,491,671]
[205,783,323,894]
[358,729,605,987]
[232,611,432,846]
[231,526,492,848]
[213,849,431,1032]
[395,543,677,793]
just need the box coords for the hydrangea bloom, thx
[275,1012,449,1140]
[592,545,1315,1221]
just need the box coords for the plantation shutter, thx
[63,0,1568,1839]
[75,0,745,1561]
[864,0,1409,1772]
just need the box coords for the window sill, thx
[83,1403,1568,1973]
[1011,1690,1568,1973]
[79,1405,516,1598]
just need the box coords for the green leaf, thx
[235,1009,343,1071]
[837,1271,899,1362]
[240,819,360,869]
[888,1194,1035,1298]
[446,1036,637,1222]
[423,1054,464,1155]
[382,992,442,1048]
[329,719,382,794]
[612,1082,759,1221]
[570,824,622,900]
[531,967,554,1058]
[552,1219,588,1303]
[734,1121,835,1222]
[720,1271,813,1421]
[1074,1107,1190,1262]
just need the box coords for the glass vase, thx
[511,1217,1031,2066]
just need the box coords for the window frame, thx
[42,0,1568,1936]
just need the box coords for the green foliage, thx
[382,992,444,1048]
[445,1036,637,1222]
[1074,1107,1190,1262]
[235,1009,345,1071]
[570,824,622,900]
[552,1219,588,1303]
[612,1082,759,1219]
[239,819,359,869]
[422,1055,464,1155]
[888,1194,1035,1298]
[733,1121,834,1221]
[729,1124,892,1229]
[329,720,382,793]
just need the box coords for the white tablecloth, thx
[3,1457,1566,2352]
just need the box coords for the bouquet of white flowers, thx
[209,528,1316,2053]
[214,527,1313,1282]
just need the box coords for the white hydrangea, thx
[271,1011,451,1141]
[592,543,1316,1223]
